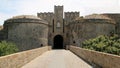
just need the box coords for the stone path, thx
[22,50,92,68]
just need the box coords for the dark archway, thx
[53,35,63,49]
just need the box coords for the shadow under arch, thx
[53,35,63,49]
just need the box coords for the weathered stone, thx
[66,18,115,46]
[69,46,120,68]
[0,46,51,68]
[4,15,48,51]
[1,6,120,49]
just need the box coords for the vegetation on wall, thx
[0,41,19,56]
[82,34,120,55]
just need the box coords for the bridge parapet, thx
[0,46,51,68]
[69,46,120,68]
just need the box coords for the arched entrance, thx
[53,35,63,49]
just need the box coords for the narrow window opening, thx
[53,19,54,33]
[63,19,64,33]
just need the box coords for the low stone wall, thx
[69,46,120,68]
[0,46,51,68]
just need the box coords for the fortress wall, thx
[37,12,54,45]
[64,12,80,44]
[0,30,4,41]
[116,21,120,36]
[68,19,115,46]
[0,46,51,68]
[0,26,3,30]
[37,12,54,25]
[64,12,79,25]
[4,15,49,51]
[102,14,120,36]
[0,26,5,41]
[7,23,48,51]
[69,46,120,68]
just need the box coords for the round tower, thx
[4,15,49,51]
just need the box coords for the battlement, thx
[65,11,79,14]
[65,12,80,18]
[37,12,54,25]
[37,12,54,18]
[54,5,63,8]
[38,12,53,14]
[64,12,80,25]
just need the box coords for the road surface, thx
[22,50,92,68]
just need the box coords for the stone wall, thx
[0,26,3,30]
[54,6,64,34]
[37,12,54,25]
[67,19,115,46]
[7,23,48,51]
[0,46,51,68]
[0,26,4,41]
[102,14,120,37]
[0,30,4,41]
[69,46,120,68]
[64,12,79,25]
[4,15,49,51]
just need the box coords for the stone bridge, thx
[0,46,120,68]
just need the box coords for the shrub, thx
[0,41,19,56]
[82,34,120,55]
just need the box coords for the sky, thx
[0,0,120,25]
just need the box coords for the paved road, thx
[22,50,92,68]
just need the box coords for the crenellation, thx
[37,12,54,23]
[64,12,80,25]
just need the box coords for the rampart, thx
[69,46,120,68]
[37,12,54,25]
[4,15,49,51]
[0,46,51,68]
[66,18,115,46]
[102,14,120,37]
[64,12,79,25]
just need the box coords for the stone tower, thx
[37,6,80,49]
[54,6,64,34]
[52,6,64,49]
[4,15,49,51]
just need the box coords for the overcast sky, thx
[0,0,120,25]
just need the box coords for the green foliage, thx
[0,41,19,56]
[82,34,120,55]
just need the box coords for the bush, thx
[82,34,120,56]
[0,41,19,56]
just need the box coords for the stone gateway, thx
[0,6,120,51]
